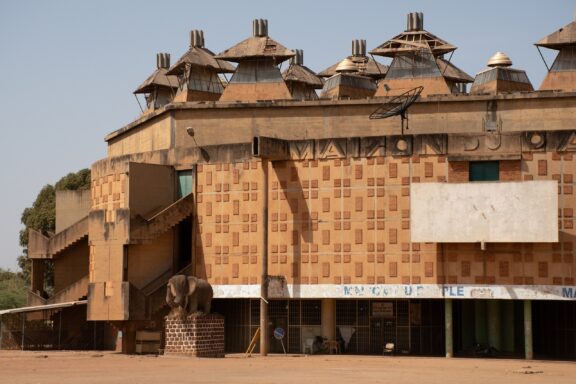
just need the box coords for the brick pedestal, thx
[164,313,225,357]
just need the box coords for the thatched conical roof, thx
[318,56,388,79]
[283,64,323,88]
[536,20,576,49]
[436,58,473,83]
[134,54,179,94]
[370,30,457,58]
[216,36,295,63]
[167,46,235,75]
[134,68,179,94]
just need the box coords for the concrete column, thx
[321,299,336,341]
[487,300,501,350]
[445,299,453,358]
[260,160,269,356]
[524,300,533,360]
[121,322,136,354]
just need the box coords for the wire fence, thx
[0,305,113,350]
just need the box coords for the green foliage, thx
[0,268,27,310]
[55,169,91,191]
[19,184,55,248]
[18,169,91,288]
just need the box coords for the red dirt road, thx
[1,351,575,384]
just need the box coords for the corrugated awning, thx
[0,300,87,316]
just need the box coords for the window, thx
[177,170,193,198]
[469,161,499,182]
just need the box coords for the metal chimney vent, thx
[352,39,366,57]
[407,12,424,31]
[290,49,304,65]
[252,19,268,37]
[190,30,205,48]
[156,53,170,69]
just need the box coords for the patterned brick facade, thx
[441,153,575,285]
[195,161,263,285]
[192,151,576,288]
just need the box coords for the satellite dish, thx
[369,86,423,135]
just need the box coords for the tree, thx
[18,184,55,285]
[0,268,27,310]
[55,168,91,191]
[18,169,91,289]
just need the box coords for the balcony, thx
[411,181,558,243]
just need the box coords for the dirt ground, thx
[1,351,575,384]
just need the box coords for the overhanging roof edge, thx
[0,300,87,316]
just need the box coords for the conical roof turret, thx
[370,12,472,97]
[134,53,179,113]
[216,20,294,101]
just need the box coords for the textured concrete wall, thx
[129,162,175,219]
[56,190,91,233]
[128,231,173,290]
[108,115,172,157]
[411,181,558,243]
[53,238,89,293]
[88,159,131,321]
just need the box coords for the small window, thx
[469,161,499,182]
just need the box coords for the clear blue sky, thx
[0,0,572,271]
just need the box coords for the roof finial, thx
[487,52,512,67]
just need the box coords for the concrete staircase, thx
[48,276,89,305]
[28,217,88,260]
[130,193,195,244]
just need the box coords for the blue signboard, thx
[273,327,285,340]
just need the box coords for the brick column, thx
[164,314,225,357]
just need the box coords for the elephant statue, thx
[166,275,213,316]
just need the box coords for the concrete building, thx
[7,14,576,359]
